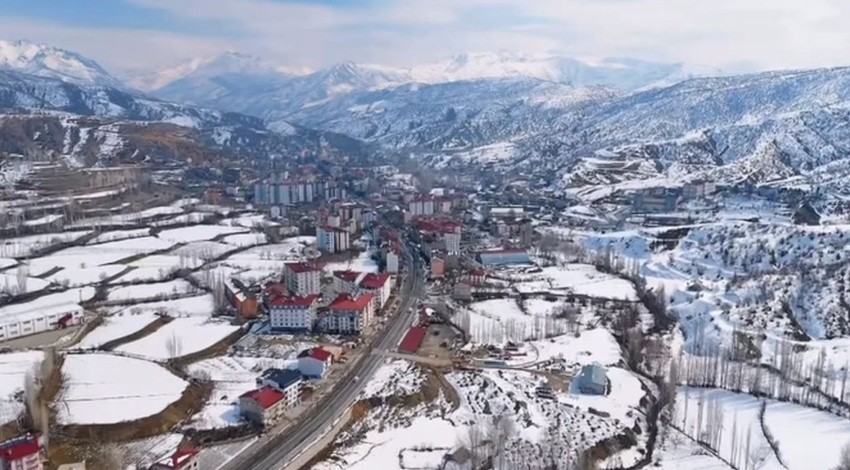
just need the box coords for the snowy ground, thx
[157,225,247,244]
[0,351,43,425]
[0,231,91,258]
[497,264,638,300]
[0,273,50,295]
[102,294,216,318]
[321,250,378,274]
[360,359,424,399]
[57,353,188,425]
[87,228,150,245]
[27,237,174,275]
[115,317,240,362]
[107,279,198,303]
[46,265,127,287]
[185,355,297,430]
[75,312,160,349]
[674,387,850,470]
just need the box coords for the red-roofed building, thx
[415,217,462,254]
[0,433,43,470]
[399,326,427,354]
[269,294,319,331]
[150,447,200,470]
[332,270,364,294]
[358,273,393,310]
[297,347,335,379]
[284,262,321,296]
[318,293,375,334]
[464,268,486,285]
[239,386,287,427]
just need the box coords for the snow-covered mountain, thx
[0,39,123,88]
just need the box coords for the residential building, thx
[0,434,43,470]
[318,293,375,334]
[332,270,364,294]
[385,249,400,273]
[316,226,351,253]
[478,249,532,267]
[682,180,717,200]
[409,196,435,216]
[575,365,608,395]
[431,255,445,278]
[257,369,302,409]
[269,295,319,331]
[415,217,462,255]
[284,262,321,296]
[632,188,681,213]
[464,268,486,285]
[239,386,287,427]
[358,273,393,310]
[150,448,201,470]
[443,232,461,254]
[297,347,334,379]
[0,303,83,342]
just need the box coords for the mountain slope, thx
[0,39,123,88]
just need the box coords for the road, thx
[222,234,426,470]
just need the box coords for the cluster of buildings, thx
[253,175,348,207]
[0,433,43,470]
[238,346,337,428]
[263,263,395,335]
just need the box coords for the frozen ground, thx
[87,228,150,245]
[500,264,638,300]
[27,237,174,275]
[0,273,50,295]
[103,294,216,318]
[75,311,160,349]
[0,351,43,425]
[46,265,127,287]
[221,233,267,247]
[115,317,240,361]
[58,353,188,425]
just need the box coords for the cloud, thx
[6,0,850,73]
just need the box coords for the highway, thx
[222,232,426,470]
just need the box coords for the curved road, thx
[222,234,426,470]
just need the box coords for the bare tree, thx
[165,331,183,361]
[463,423,487,469]
[16,263,28,294]
[489,412,516,469]
[835,442,850,470]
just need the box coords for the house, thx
[269,295,319,331]
[632,188,681,213]
[0,433,43,470]
[358,273,393,310]
[575,364,608,396]
[238,295,259,319]
[318,293,375,334]
[257,369,302,409]
[239,386,288,427]
[297,347,334,379]
[793,201,821,226]
[477,249,531,267]
[150,448,200,470]
[316,226,351,253]
[284,262,321,296]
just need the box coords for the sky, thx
[3,0,850,74]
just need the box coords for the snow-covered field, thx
[57,353,188,425]
[499,264,638,300]
[107,279,198,303]
[360,359,424,399]
[46,265,127,287]
[674,387,850,470]
[0,231,91,258]
[157,225,247,244]
[87,228,150,245]
[0,273,50,295]
[223,236,316,272]
[27,237,174,275]
[104,294,216,318]
[321,250,378,274]
[115,317,239,361]
[221,233,267,247]
[0,351,42,424]
[75,312,160,349]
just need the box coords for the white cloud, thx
[6,0,850,73]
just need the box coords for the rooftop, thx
[269,294,319,308]
[240,386,285,410]
[154,448,200,469]
[298,347,333,362]
[333,270,363,283]
[359,273,391,290]
[285,262,321,274]
[328,293,374,311]
[261,368,303,389]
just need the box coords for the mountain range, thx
[2,38,850,196]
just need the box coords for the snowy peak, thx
[0,39,122,88]
[128,51,310,92]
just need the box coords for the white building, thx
[385,250,400,273]
[239,387,288,427]
[269,295,319,331]
[316,226,351,253]
[444,232,461,254]
[318,293,375,334]
[297,347,334,379]
[332,270,364,294]
[257,368,302,409]
[358,273,393,311]
[408,197,436,216]
[283,263,321,296]
[0,303,83,341]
